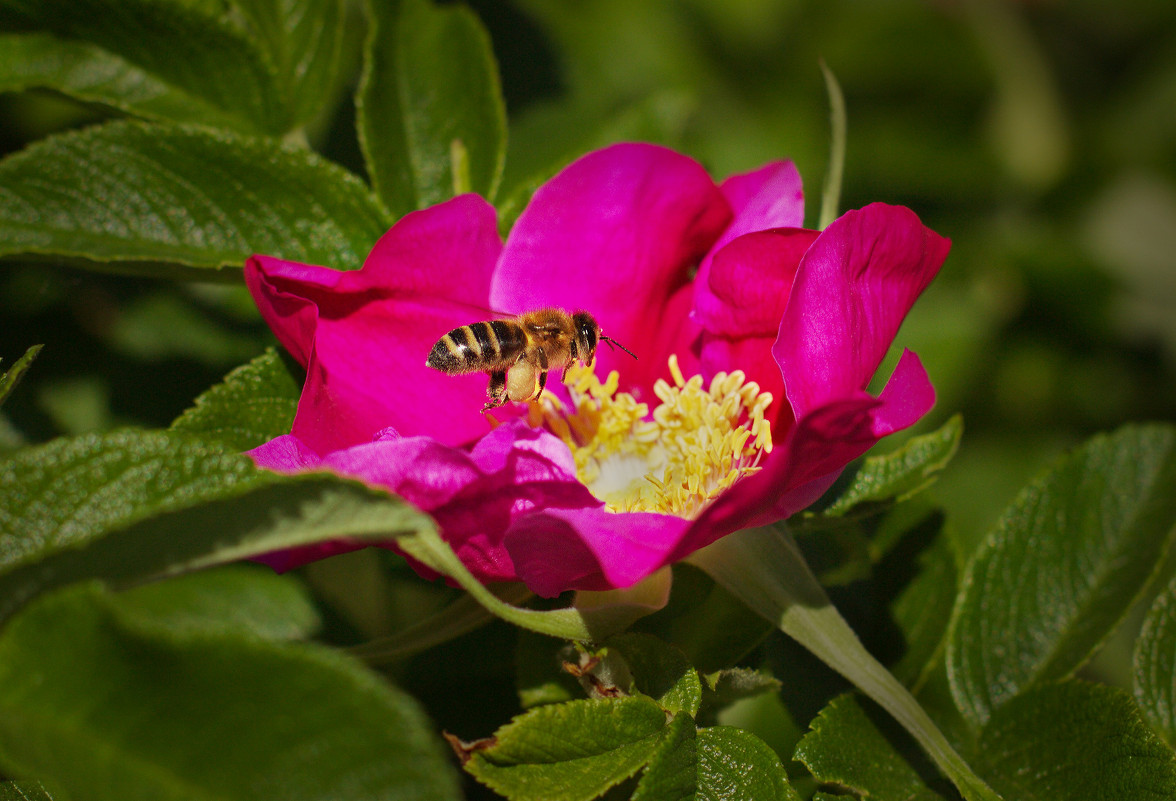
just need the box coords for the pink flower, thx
[246,143,949,598]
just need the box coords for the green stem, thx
[689,525,1002,801]
[817,60,847,230]
[396,526,594,641]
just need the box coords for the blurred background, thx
[2,0,1175,557]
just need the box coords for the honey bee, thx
[426,308,636,412]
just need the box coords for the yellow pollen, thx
[529,355,774,518]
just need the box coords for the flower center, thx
[528,355,773,518]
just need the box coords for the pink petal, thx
[695,229,817,338]
[492,143,731,396]
[772,203,950,420]
[245,195,506,452]
[718,160,805,235]
[252,422,601,584]
[505,507,691,597]
[248,433,325,470]
[681,349,936,549]
[694,228,819,428]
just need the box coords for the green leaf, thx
[464,696,668,801]
[795,694,952,801]
[0,120,389,278]
[1134,573,1176,745]
[115,564,320,641]
[0,343,41,408]
[0,582,462,801]
[947,423,1176,726]
[356,0,506,217]
[657,565,774,675]
[0,428,433,621]
[170,348,301,452]
[230,0,346,128]
[0,0,290,133]
[608,632,702,717]
[696,726,798,801]
[0,32,251,131]
[700,668,782,717]
[0,781,56,801]
[632,714,697,801]
[977,681,1176,801]
[515,628,581,709]
[890,533,958,686]
[823,415,963,516]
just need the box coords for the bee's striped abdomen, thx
[426,320,526,374]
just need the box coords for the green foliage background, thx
[4,0,1174,545]
[1,1,1175,799]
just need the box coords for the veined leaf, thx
[1134,574,1176,745]
[822,414,963,517]
[695,726,797,801]
[0,428,432,621]
[977,681,1176,800]
[947,423,1176,726]
[170,348,301,452]
[230,0,346,127]
[0,121,389,278]
[357,0,506,217]
[795,694,951,801]
[0,32,254,131]
[0,582,462,801]
[0,0,289,132]
[464,696,667,801]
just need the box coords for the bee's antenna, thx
[601,335,637,360]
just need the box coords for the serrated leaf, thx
[795,694,952,801]
[0,120,389,277]
[357,0,506,217]
[0,0,290,133]
[0,32,251,131]
[608,632,702,717]
[824,415,963,516]
[0,344,41,408]
[0,582,462,801]
[947,423,1176,726]
[115,564,320,641]
[1134,573,1176,745]
[465,696,668,801]
[696,726,798,801]
[632,714,697,801]
[700,668,781,715]
[170,348,301,452]
[0,428,433,621]
[977,681,1176,801]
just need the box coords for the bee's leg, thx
[482,370,508,412]
[506,348,548,403]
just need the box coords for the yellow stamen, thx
[531,354,774,518]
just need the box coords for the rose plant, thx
[245,142,949,598]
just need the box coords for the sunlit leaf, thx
[948,423,1176,726]
[0,121,389,278]
[0,429,432,621]
[357,0,506,217]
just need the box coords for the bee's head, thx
[572,311,636,365]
